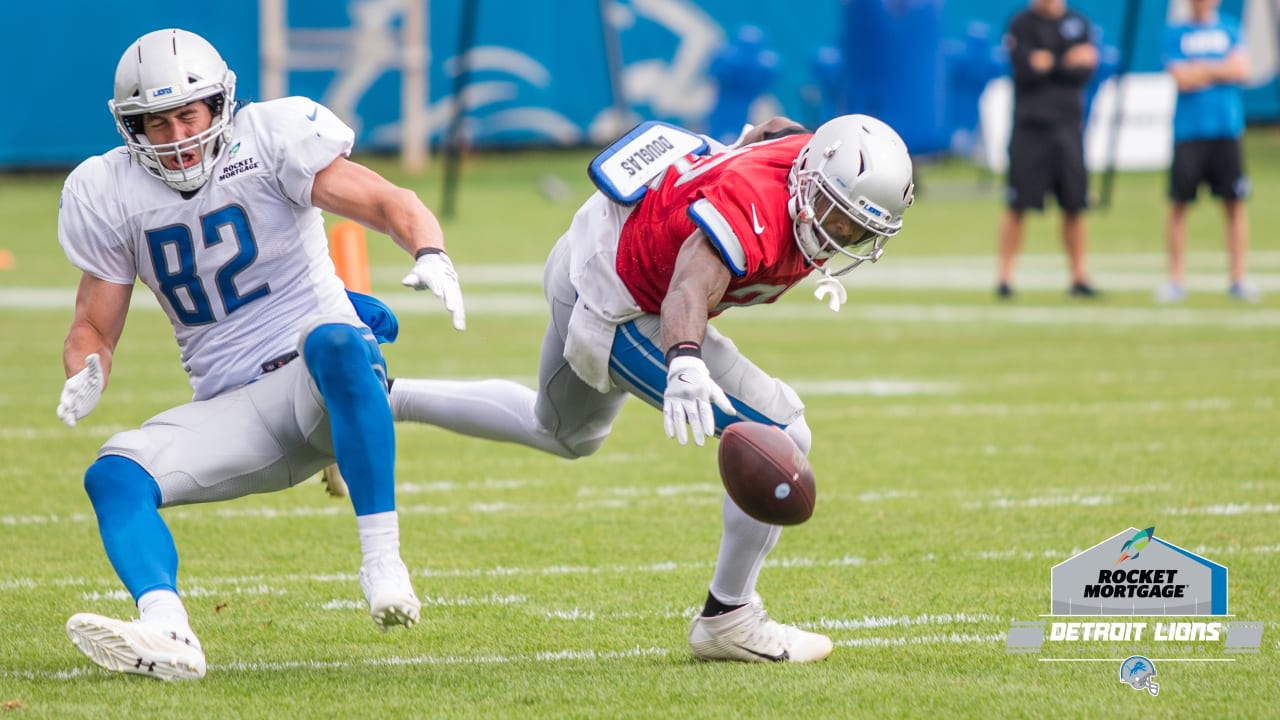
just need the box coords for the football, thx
[717,422,815,525]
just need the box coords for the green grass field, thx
[1,131,1278,718]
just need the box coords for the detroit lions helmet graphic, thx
[1119,655,1159,696]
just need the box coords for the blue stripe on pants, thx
[608,320,782,435]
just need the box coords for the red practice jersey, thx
[615,134,812,316]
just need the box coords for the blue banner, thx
[2,0,1275,167]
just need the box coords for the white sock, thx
[357,510,401,564]
[137,589,195,639]
[708,495,782,606]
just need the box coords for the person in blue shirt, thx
[1160,0,1257,302]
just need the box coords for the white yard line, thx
[19,391,1260,450]
[323,593,527,612]
[9,542,1279,597]
[6,250,1280,329]
[1164,502,1280,515]
[3,632,1008,681]
[854,396,1275,419]
[814,613,1001,631]
[1,482,1272,527]
[834,632,1005,648]
[803,303,1280,328]
[962,495,1111,510]
[369,252,1280,290]
[787,379,957,396]
[3,646,675,681]
[7,287,1280,327]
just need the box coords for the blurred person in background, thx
[996,0,1099,299]
[56,28,464,680]
[1159,0,1258,303]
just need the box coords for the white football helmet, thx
[109,29,237,192]
[788,114,915,276]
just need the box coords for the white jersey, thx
[58,97,360,401]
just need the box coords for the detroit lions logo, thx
[1118,656,1159,697]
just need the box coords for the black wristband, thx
[414,247,445,260]
[665,341,702,364]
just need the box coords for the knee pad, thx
[303,323,387,393]
[784,415,812,457]
[84,455,161,513]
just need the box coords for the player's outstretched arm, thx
[660,232,732,350]
[58,274,131,426]
[659,232,737,446]
[311,157,465,330]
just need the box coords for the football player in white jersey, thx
[55,28,466,681]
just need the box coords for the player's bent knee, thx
[784,415,812,457]
[84,455,162,511]
[560,433,607,459]
[553,408,617,459]
[303,323,384,393]
[534,425,607,460]
[304,323,363,372]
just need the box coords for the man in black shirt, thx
[997,0,1099,299]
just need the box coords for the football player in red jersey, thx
[390,114,915,662]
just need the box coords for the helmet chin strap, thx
[789,177,849,312]
[789,194,824,262]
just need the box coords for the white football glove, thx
[57,353,104,428]
[663,355,737,446]
[814,275,847,312]
[401,250,467,330]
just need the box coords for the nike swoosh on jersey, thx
[306,106,319,121]
[734,643,789,662]
[751,204,765,234]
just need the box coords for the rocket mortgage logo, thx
[1006,527,1265,696]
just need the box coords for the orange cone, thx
[329,221,370,293]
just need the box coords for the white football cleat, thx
[688,595,833,663]
[321,464,348,498]
[66,613,206,680]
[359,554,421,630]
